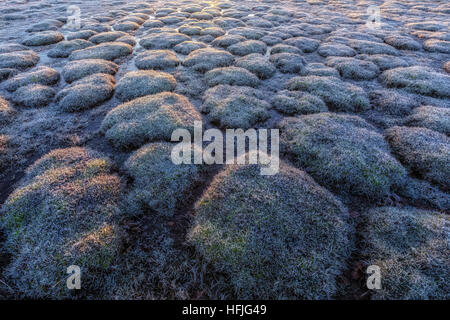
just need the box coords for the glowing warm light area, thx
[0,0,448,305]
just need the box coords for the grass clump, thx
[124,142,202,216]
[182,48,234,72]
[113,22,140,32]
[188,160,353,299]
[398,177,450,211]
[383,35,422,51]
[228,27,266,40]
[66,30,97,41]
[0,135,15,176]
[4,66,60,92]
[305,63,340,77]
[380,66,450,98]
[424,39,450,54]
[271,90,327,115]
[211,34,246,48]
[317,43,356,57]
[115,70,176,102]
[235,53,276,79]
[0,50,39,70]
[205,67,260,87]
[89,31,127,44]
[101,92,201,150]
[369,89,418,116]
[283,36,320,53]
[325,57,380,80]
[0,68,18,82]
[140,32,190,49]
[56,74,115,112]
[280,113,407,199]
[69,42,133,61]
[357,54,408,71]
[62,59,119,83]
[0,96,15,124]
[405,106,450,135]
[361,207,449,300]
[269,53,306,74]
[202,85,270,129]
[47,40,93,58]
[227,40,267,56]
[135,50,179,70]
[12,84,55,108]
[286,76,370,112]
[385,126,449,190]
[0,147,122,298]
[444,61,450,73]
[200,27,225,38]
[270,44,302,55]
[173,41,207,55]
[349,39,399,56]
[21,31,64,46]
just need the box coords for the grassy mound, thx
[228,27,266,40]
[325,57,380,80]
[280,113,407,199]
[205,67,260,87]
[0,134,15,176]
[202,85,270,129]
[424,39,450,54]
[385,126,449,190]
[361,207,449,300]
[269,52,306,74]
[349,39,399,56]
[271,90,327,115]
[101,92,201,150]
[182,48,234,72]
[384,35,422,51]
[135,50,180,70]
[369,89,418,116]
[286,76,369,112]
[21,31,64,46]
[1,147,122,298]
[56,74,115,112]
[173,41,206,55]
[305,63,340,77]
[227,40,267,56]
[235,53,276,79]
[62,59,119,83]
[12,84,55,108]
[405,106,450,135]
[0,96,15,124]
[270,44,302,55]
[115,70,176,102]
[4,66,60,92]
[317,43,356,57]
[47,40,93,58]
[444,61,450,73]
[188,160,353,299]
[0,68,18,82]
[0,50,39,70]
[140,32,190,49]
[67,30,97,41]
[89,31,128,44]
[357,54,408,71]
[211,34,246,48]
[69,42,133,61]
[398,177,450,211]
[380,66,450,98]
[283,36,320,53]
[124,142,203,216]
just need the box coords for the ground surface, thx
[0,0,448,299]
